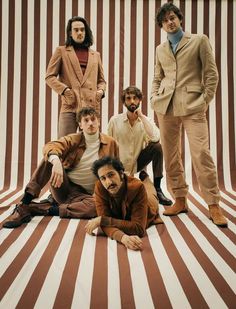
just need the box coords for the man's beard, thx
[126,103,140,113]
[71,38,87,49]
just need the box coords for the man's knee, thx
[148,141,163,156]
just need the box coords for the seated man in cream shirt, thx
[108,86,172,205]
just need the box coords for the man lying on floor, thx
[3,107,119,228]
[85,156,163,251]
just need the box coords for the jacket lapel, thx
[81,49,95,85]
[162,41,176,60]
[66,46,83,84]
[175,32,191,54]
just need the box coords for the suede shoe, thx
[209,204,228,227]
[156,188,172,206]
[3,202,31,228]
[163,197,188,216]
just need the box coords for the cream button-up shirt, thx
[108,112,160,175]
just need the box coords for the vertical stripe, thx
[53,220,87,308]
[141,0,148,115]
[44,0,53,146]
[71,234,96,308]
[127,249,155,309]
[96,0,103,55]
[37,0,47,164]
[130,0,137,86]
[215,0,224,188]
[90,0,97,50]
[227,0,236,189]
[107,239,121,309]
[117,245,136,309]
[147,226,191,308]
[0,0,8,189]
[31,0,40,174]
[30,221,77,309]
[118,0,124,113]
[113,0,120,116]
[101,0,109,132]
[3,0,15,190]
[84,0,90,24]
[17,0,27,190]
[108,0,115,120]
[90,236,108,308]
[72,0,78,16]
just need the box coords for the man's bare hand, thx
[121,235,143,251]
[134,108,143,118]
[96,90,103,101]
[49,157,63,188]
[85,216,101,235]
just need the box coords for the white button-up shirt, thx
[108,113,160,175]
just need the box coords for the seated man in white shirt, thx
[108,86,172,205]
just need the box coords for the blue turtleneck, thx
[167,28,184,54]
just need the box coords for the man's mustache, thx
[108,184,116,190]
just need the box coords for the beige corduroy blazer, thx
[151,32,218,116]
[45,46,106,114]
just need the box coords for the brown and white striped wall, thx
[0,0,235,308]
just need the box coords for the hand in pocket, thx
[64,88,76,105]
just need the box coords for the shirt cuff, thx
[48,154,59,163]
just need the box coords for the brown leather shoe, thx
[209,204,228,227]
[3,202,31,228]
[163,197,188,216]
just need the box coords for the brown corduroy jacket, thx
[94,175,159,242]
[45,46,106,115]
[43,132,119,170]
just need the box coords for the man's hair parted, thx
[76,106,99,123]
[156,2,183,28]
[121,86,143,103]
[65,16,93,47]
[92,156,125,179]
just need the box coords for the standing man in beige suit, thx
[150,2,227,226]
[46,16,106,138]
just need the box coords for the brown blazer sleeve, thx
[199,34,219,104]
[96,53,106,96]
[94,181,148,242]
[45,47,69,95]
[42,134,80,161]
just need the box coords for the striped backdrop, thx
[0,0,235,308]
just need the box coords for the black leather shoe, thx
[3,202,31,228]
[139,170,149,181]
[156,188,172,206]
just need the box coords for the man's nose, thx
[106,179,112,187]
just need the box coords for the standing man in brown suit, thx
[150,2,227,226]
[46,16,106,137]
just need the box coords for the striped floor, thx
[0,187,235,308]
